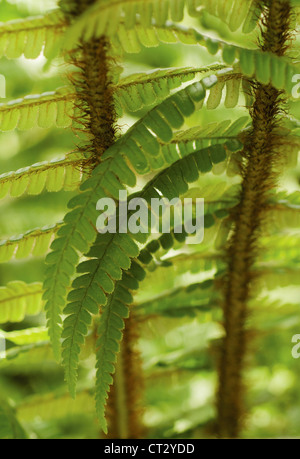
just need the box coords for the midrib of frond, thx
[0,89,75,113]
[0,288,43,306]
[216,0,293,439]
[0,18,67,36]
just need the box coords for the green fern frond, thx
[0,223,61,263]
[62,232,139,398]
[2,327,48,345]
[0,281,43,324]
[115,64,225,114]
[0,342,53,372]
[199,0,262,33]
[0,87,74,132]
[93,141,235,431]
[137,279,217,318]
[111,21,299,97]
[62,139,235,396]
[64,141,230,410]
[0,400,27,439]
[17,389,94,423]
[0,10,66,60]
[44,77,216,360]
[164,116,249,153]
[64,0,261,49]
[0,155,83,198]
[0,66,221,132]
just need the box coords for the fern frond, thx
[162,117,248,158]
[93,142,234,431]
[0,87,74,132]
[0,223,61,263]
[62,232,139,399]
[44,77,216,360]
[0,155,83,199]
[0,342,53,372]
[0,281,43,324]
[260,267,300,291]
[0,400,27,439]
[94,230,182,433]
[112,21,299,97]
[64,0,261,49]
[62,139,235,397]
[17,389,94,423]
[137,279,217,318]
[3,327,48,345]
[0,10,66,60]
[115,64,225,114]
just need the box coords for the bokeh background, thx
[0,0,300,439]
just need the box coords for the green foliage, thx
[0,0,299,441]
[0,281,43,324]
[0,10,65,60]
[63,0,261,49]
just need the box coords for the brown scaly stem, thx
[216,0,292,439]
[61,0,117,165]
[62,2,145,437]
[105,313,146,439]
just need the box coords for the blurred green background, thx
[0,0,299,439]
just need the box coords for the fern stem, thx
[64,0,117,164]
[105,313,145,439]
[216,0,292,439]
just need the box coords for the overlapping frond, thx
[0,281,43,324]
[63,0,261,49]
[44,76,219,360]
[0,10,66,60]
[0,223,61,263]
[0,88,74,132]
[0,155,83,198]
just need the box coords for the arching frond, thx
[44,76,217,360]
[0,88,74,132]
[63,0,261,49]
[0,281,43,324]
[0,223,61,263]
[0,10,66,60]
[0,155,83,198]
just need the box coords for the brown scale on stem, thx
[104,313,146,439]
[62,1,145,437]
[61,0,117,167]
[216,0,293,439]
